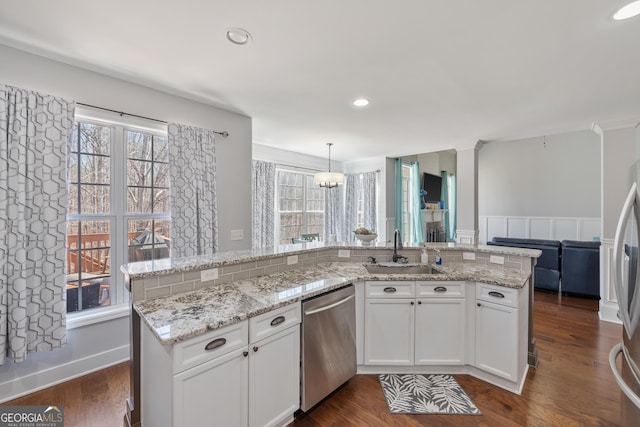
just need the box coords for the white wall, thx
[479,130,600,218]
[253,143,343,172]
[0,44,252,400]
[478,129,601,243]
[600,126,637,238]
[417,149,457,176]
[595,122,638,324]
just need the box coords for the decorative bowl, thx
[354,233,378,246]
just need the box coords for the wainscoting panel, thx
[479,216,601,243]
[486,217,507,242]
[529,218,551,240]
[600,239,620,324]
[506,218,528,238]
[553,219,581,241]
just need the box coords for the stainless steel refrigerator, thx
[611,163,640,426]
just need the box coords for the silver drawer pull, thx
[204,338,226,351]
[434,286,447,293]
[488,291,505,298]
[270,315,285,326]
[383,287,397,293]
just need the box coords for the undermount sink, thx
[364,263,435,275]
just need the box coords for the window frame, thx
[67,107,169,319]
[274,167,325,245]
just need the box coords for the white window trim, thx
[274,167,324,245]
[68,106,168,325]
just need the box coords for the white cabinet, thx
[248,306,301,427]
[141,320,250,427]
[364,281,465,366]
[140,302,301,427]
[474,283,527,383]
[364,298,415,365]
[415,281,465,365]
[415,298,465,365]
[174,347,248,427]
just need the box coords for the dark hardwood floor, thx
[292,291,623,427]
[4,361,129,427]
[3,291,623,427]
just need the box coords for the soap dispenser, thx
[421,248,428,264]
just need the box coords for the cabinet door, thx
[475,299,518,381]
[249,325,300,427]
[415,298,465,365]
[364,299,414,365]
[173,347,248,427]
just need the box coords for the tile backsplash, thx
[129,246,534,302]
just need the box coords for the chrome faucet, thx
[393,229,407,263]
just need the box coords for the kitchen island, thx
[122,242,540,427]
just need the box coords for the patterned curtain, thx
[362,171,377,232]
[411,162,423,243]
[252,161,276,249]
[0,85,74,364]
[343,174,359,242]
[324,185,344,242]
[168,123,218,257]
[344,172,378,242]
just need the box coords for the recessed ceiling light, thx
[226,28,251,45]
[614,1,640,20]
[353,98,369,107]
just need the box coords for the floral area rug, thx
[378,374,481,415]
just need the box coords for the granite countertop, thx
[122,242,541,280]
[134,261,532,345]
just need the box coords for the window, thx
[66,111,170,313]
[276,170,324,244]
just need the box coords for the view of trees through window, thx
[125,130,170,263]
[277,171,324,244]
[66,120,170,313]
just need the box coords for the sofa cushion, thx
[561,240,600,298]
[561,240,601,249]
[492,237,561,247]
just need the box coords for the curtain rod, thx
[76,102,229,138]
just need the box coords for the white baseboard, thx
[0,344,130,403]
[599,300,622,325]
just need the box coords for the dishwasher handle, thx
[304,294,355,316]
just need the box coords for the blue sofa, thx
[560,240,600,299]
[487,237,601,298]
[486,237,561,292]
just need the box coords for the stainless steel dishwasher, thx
[301,284,356,412]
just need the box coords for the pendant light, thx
[313,143,344,188]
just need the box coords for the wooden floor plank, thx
[2,291,625,427]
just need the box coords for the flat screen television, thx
[422,172,442,203]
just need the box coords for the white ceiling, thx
[1,0,639,161]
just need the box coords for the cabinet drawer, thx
[416,281,465,298]
[476,283,518,308]
[365,281,415,298]
[173,320,248,374]
[249,301,301,343]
